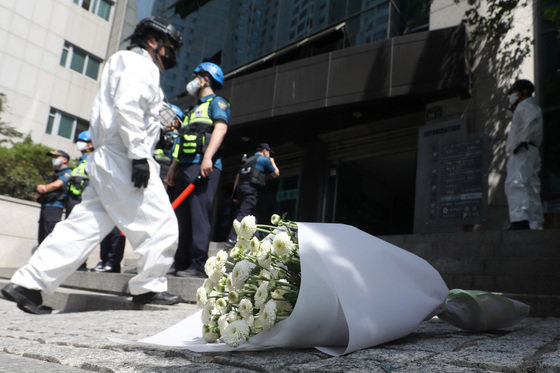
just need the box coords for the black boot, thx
[507,220,530,230]
[1,283,52,314]
[132,291,182,305]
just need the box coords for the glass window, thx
[57,114,74,139]
[74,120,89,142]
[97,0,111,21]
[59,44,69,67]
[81,0,91,11]
[46,109,55,134]
[85,57,101,80]
[70,48,86,73]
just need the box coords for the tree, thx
[0,93,23,144]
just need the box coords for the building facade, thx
[0,0,136,159]
[162,0,559,238]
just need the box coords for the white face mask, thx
[508,92,519,106]
[76,141,89,152]
[52,157,63,167]
[186,78,202,96]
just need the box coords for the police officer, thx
[165,62,230,278]
[2,16,183,314]
[154,104,183,196]
[66,130,126,273]
[226,143,280,246]
[505,79,544,230]
[36,150,72,244]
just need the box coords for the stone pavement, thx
[1,299,559,372]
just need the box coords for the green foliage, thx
[543,1,560,38]
[0,135,54,201]
[0,93,24,144]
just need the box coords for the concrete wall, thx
[0,195,135,269]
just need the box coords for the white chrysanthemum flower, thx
[227,290,240,304]
[204,256,216,278]
[239,215,257,239]
[272,231,294,257]
[202,278,214,294]
[239,298,253,318]
[209,265,225,284]
[222,319,250,347]
[232,260,255,290]
[196,287,207,306]
[271,288,287,300]
[232,219,241,236]
[254,282,269,309]
[226,274,235,291]
[202,325,219,343]
[259,269,271,284]
[276,300,293,313]
[244,314,255,328]
[201,303,213,324]
[236,238,250,254]
[215,297,228,312]
[227,310,240,322]
[271,214,281,225]
[215,250,229,267]
[250,236,260,255]
[230,246,240,258]
[218,314,228,334]
[260,299,277,331]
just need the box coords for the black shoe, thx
[225,239,236,249]
[132,291,182,305]
[77,262,88,271]
[1,283,52,315]
[175,268,206,278]
[507,220,531,230]
[89,261,105,272]
[92,264,119,273]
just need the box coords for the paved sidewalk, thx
[1,298,559,372]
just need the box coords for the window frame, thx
[60,41,102,80]
[45,108,90,141]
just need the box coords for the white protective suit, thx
[12,48,178,295]
[504,96,544,229]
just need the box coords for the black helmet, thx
[128,16,183,51]
[509,79,535,95]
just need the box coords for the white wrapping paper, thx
[140,223,449,356]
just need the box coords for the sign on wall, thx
[414,119,489,232]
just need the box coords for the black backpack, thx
[238,155,266,187]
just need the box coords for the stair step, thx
[0,268,204,303]
[0,279,198,313]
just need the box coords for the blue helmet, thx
[170,104,184,119]
[76,130,91,142]
[193,62,224,86]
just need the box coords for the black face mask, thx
[160,45,177,70]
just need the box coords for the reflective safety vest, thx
[67,160,89,196]
[172,97,228,159]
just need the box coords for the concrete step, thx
[0,279,197,313]
[0,267,204,303]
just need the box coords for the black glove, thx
[131,158,150,188]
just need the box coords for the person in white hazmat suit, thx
[505,79,544,230]
[1,16,184,314]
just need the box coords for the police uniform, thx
[227,152,276,243]
[38,165,72,244]
[172,93,230,273]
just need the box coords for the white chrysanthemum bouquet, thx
[196,214,301,347]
